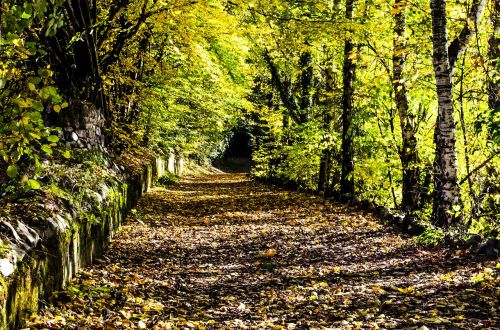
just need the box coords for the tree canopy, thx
[1,0,498,235]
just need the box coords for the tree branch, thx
[263,51,304,125]
[459,150,500,185]
[448,0,486,70]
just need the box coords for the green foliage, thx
[157,173,178,186]
[246,0,498,234]
[0,0,67,190]
[253,121,332,190]
[1,0,497,235]
[415,227,446,246]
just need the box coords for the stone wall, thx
[56,102,105,149]
[0,158,167,329]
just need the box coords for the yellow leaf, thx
[261,248,277,257]
[13,98,30,108]
[53,104,61,113]
[29,132,41,140]
[372,286,386,294]
[391,8,400,14]
[28,83,36,91]
[82,279,95,286]
[439,272,454,281]
[13,38,24,48]
[397,286,414,294]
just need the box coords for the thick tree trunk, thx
[392,0,420,212]
[430,0,486,226]
[430,0,462,226]
[340,0,356,196]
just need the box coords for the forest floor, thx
[28,173,499,329]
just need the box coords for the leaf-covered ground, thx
[28,174,499,329]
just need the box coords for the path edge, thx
[0,157,168,329]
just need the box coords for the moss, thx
[0,157,166,329]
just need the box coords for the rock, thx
[91,192,103,205]
[466,234,482,248]
[477,238,499,257]
[56,214,69,231]
[376,206,391,220]
[71,131,79,141]
[360,200,370,210]
[100,185,110,201]
[46,217,58,231]
[352,196,361,206]
[405,215,425,236]
[340,194,352,203]
[8,243,26,262]
[348,196,361,206]
[14,220,40,247]
[392,214,405,227]
[0,259,14,277]
[364,201,376,212]
[1,221,22,242]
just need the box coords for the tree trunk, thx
[392,0,420,212]
[340,0,356,196]
[318,63,336,193]
[481,0,500,223]
[430,0,486,226]
[430,0,462,226]
[299,48,313,123]
[488,0,499,124]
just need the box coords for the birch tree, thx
[430,0,486,226]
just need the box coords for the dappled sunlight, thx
[28,174,499,329]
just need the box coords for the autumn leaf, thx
[260,248,277,258]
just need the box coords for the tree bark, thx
[481,0,500,223]
[318,64,335,193]
[340,0,356,196]
[392,0,420,212]
[430,0,485,226]
[264,52,303,125]
[299,48,313,123]
[488,0,499,122]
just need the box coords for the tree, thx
[340,0,356,196]
[392,0,421,212]
[430,0,486,226]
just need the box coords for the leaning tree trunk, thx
[340,0,356,196]
[393,0,420,212]
[264,52,302,125]
[430,0,485,226]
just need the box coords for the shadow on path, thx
[28,174,499,329]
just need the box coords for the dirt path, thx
[28,174,498,329]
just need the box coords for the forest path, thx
[29,173,498,329]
